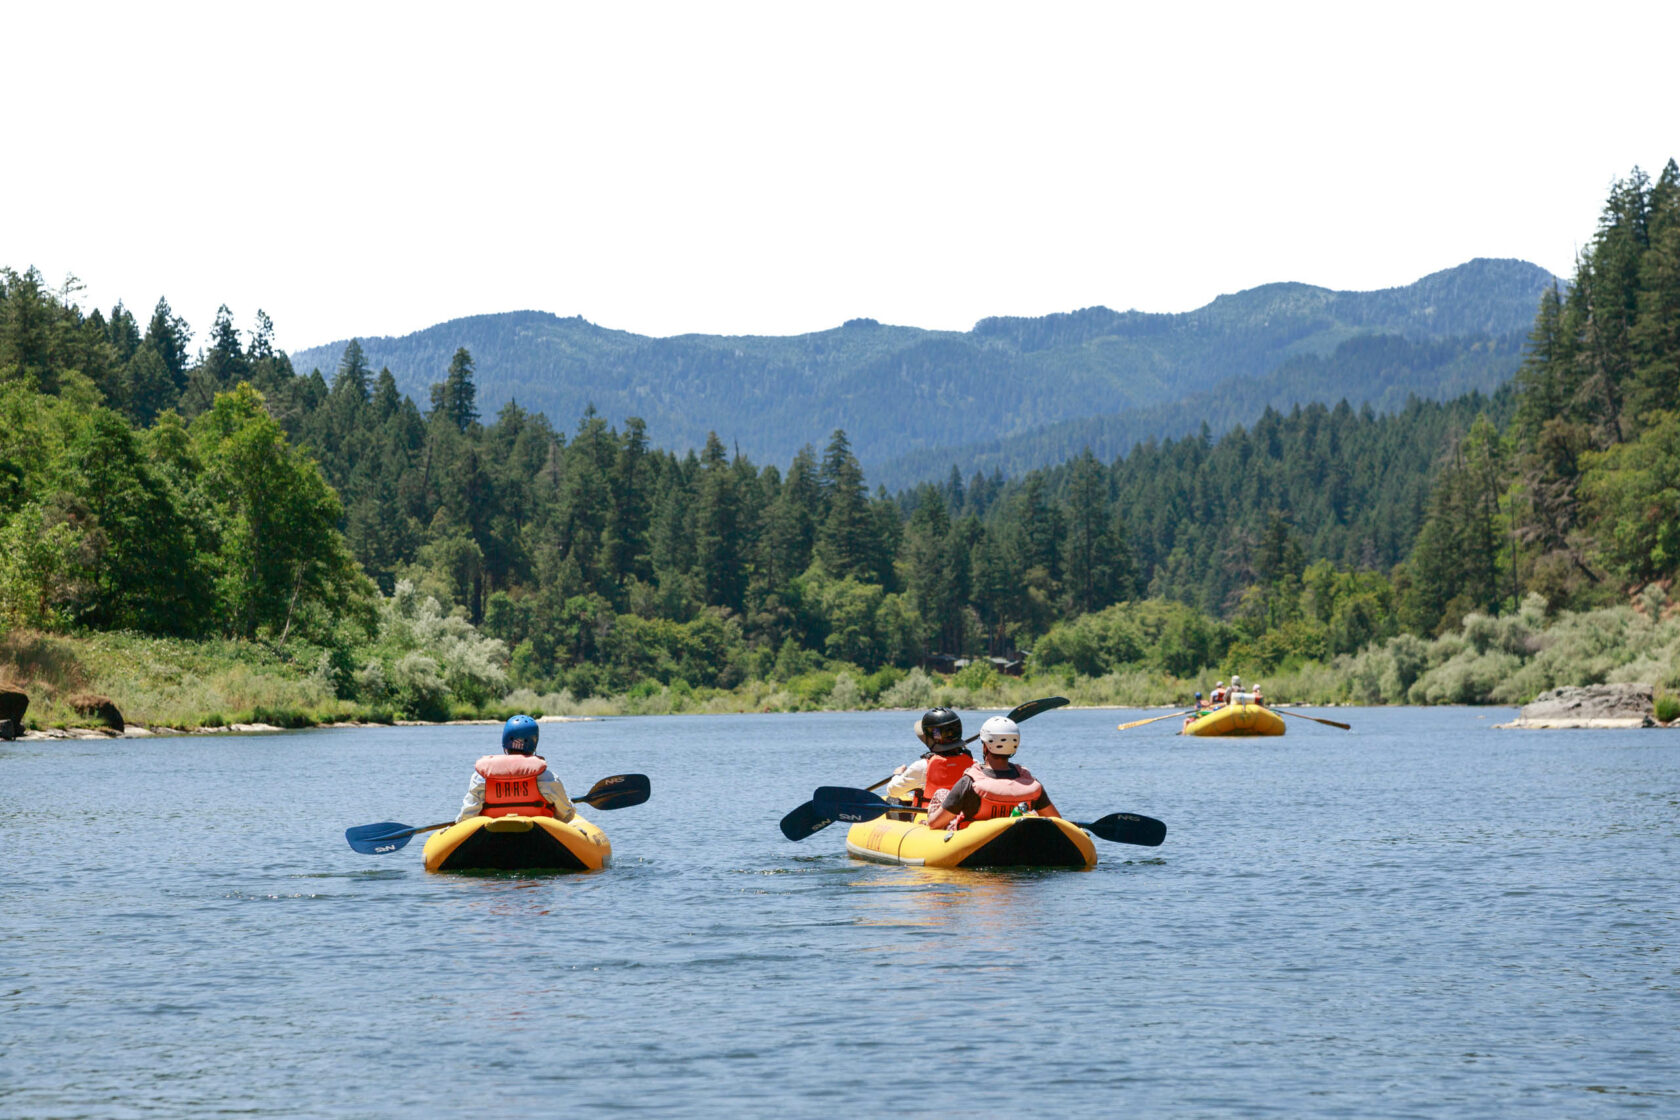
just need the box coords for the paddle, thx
[778,696,1071,842]
[1273,707,1352,731]
[811,786,1166,847]
[345,773,652,855]
[1117,710,1193,731]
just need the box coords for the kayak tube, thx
[422,813,611,872]
[845,811,1096,869]
[1182,703,1285,737]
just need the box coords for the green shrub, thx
[951,660,996,691]
[1656,692,1680,723]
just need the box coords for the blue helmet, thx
[502,714,539,755]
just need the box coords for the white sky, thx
[6,1,1677,354]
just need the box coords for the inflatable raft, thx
[845,811,1097,869]
[422,813,611,872]
[1182,703,1285,737]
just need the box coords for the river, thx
[3,707,1676,1117]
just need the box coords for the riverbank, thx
[5,598,1677,736]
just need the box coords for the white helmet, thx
[979,716,1019,756]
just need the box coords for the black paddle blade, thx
[345,821,416,855]
[779,800,834,841]
[1079,812,1167,847]
[1006,696,1069,723]
[811,786,895,824]
[578,773,650,810]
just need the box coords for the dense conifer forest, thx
[1,161,1676,725]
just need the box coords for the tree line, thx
[1,161,1674,710]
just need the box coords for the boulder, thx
[0,686,27,726]
[69,693,125,733]
[1501,683,1655,729]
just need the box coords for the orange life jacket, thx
[962,761,1045,823]
[474,754,556,818]
[917,750,974,807]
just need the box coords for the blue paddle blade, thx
[811,786,894,824]
[345,821,415,855]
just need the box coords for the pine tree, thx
[695,432,747,611]
[429,347,480,432]
[1628,159,1680,426]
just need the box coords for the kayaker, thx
[925,716,1059,829]
[886,706,973,808]
[1183,691,1204,731]
[455,714,576,823]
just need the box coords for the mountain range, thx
[288,257,1558,488]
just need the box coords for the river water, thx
[3,707,1676,1117]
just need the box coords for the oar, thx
[778,696,1071,842]
[1117,709,1193,731]
[345,773,651,855]
[777,775,892,842]
[1273,707,1352,731]
[811,786,1166,847]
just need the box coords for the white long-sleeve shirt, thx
[886,756,929,802]
[457,768,576,823]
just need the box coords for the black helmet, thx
[920,706,963,752]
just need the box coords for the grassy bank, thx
[4,592,1675,732]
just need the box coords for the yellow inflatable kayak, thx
[845,811,1097,869]
[422,813,611,872]
[1182,703,1285,737]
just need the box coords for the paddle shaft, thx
[1273,707,1352,730]
[1117,710,1192,731]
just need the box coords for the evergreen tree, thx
[429,347,480,432]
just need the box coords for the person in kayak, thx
[1183,691,1205,731]
[455,714,576,823]
[885,706,973,808]
[925,715,1059,829]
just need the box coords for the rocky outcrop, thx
[0,685,27,739]
[69,693,125,733]
[1500,683,1656,729]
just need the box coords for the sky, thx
[6,1,1678,355]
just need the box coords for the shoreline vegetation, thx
[7,583,1678,736]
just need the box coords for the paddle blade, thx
[1006,696,1069,723]
[1080,812,1167,847]
[779,800,835,841]
[345,821,416,855]
[578,773,651,810]
[811,785,895,824]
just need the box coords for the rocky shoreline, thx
[1497,683,1665,729]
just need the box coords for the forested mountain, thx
[289,258,1555,481]
[877,331,1527,487]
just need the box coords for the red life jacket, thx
[474,754,556,818]
[918,750,974,807]
[962,761,1044,823]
